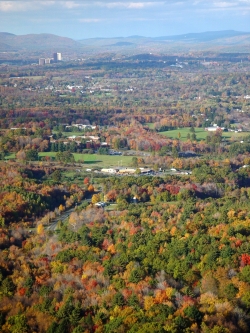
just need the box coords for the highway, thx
[45,199,91,231]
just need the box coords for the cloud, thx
[79,18,103,22]
[213,1,238,7]
[95,1,164,9]
[0,0,162,12]
[0,1,56,12]
[0,1,32,12]
[61,1,82,9]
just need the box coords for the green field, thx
[9,76,45,81]
[160,127,248,141]
[145,123,155,129]
[28,76,45,80]
[39,152,133,167]
[5,153,16,159]
[4,152,134,167]
[52,131,92,137]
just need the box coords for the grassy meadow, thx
[160,127,248,141]
[39,152,133,168]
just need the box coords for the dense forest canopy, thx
[0,51,250,332]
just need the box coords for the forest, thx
[0,52,250,332]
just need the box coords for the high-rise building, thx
[39,58,45,65]
[45,58,51,64]
[53,52,62,62]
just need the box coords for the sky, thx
[0,0,250,39]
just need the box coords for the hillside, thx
[0,33,82,52]
[0,30,250,53]
[78,30,250,53]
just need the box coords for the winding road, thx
[46,199,91,231]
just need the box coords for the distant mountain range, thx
[0,32,80,52]
[0,30,250,53]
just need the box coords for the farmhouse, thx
[66,124,96,130]
[205,126,224,132]
[118,168,136,175]
[101,168,119,174]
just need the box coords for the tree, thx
[25,149,38,161]
[58,204,65,213]
[92,193,101,204]
[72,326,84,333]
[83,177,90,185]
[131,157,138,167]
[7,314,28,333]
[191,133,197,141]
[184,305,202,323]
[98,147,109,155]
[0,277,16,297]
[172,147,178,158]
[112,292,125,307]
[69,307,82,326]
[37,224,44,235]
[69,212,79,230]
[16,150,26,162]
[52,170,62,182]
[135,168,141,175]
[239,265,250,283]
[88,184,95,192]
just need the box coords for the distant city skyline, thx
[0,0,250,39]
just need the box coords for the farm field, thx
[39,152,133,167]
[145,122,155,129]
[52,131,93,137]
[160,127,249,141]
[9,76,45,81]
[4,152,134,167]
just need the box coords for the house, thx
[95,202,107,207]
[139,168,153,174]
[118,168,136,175]
[101,168,119,174]
[205,126,224,132]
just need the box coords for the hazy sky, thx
[0,0,250,39]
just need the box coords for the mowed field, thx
[39,152,133,167]
[160,127,248,141]
[6,152,133,167]
[52,131,107,137]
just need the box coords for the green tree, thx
[112,292,125,307]
[184,305,202,323]
[131,157,138,167]
[52,170,62,182]
[7,314,28,333]
[25,149,38,161]
[239,265,250,283]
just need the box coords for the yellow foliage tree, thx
[92,193,101,204]
[58,204,65,212]
[172,158,183,169]
[144,296,155,310]
[37,224,44,235]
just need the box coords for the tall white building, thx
[53,52,62,62]
[39,58,45,65]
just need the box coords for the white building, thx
[39,58,45,66]
[205,126,224,132]
[53,52,62,62]
[101,168,119,174]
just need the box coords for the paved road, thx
[46,199,91,231]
